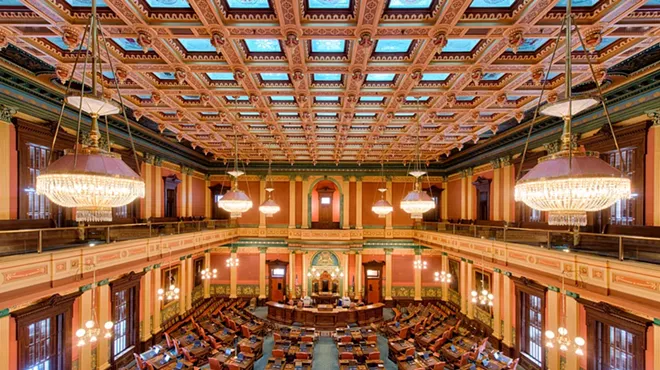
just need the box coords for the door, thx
[318,188,334,229]
[363,262,384,305]
[267,262,288,302]
[165,189,176,217]
[366,278,381,304]
[270,277,285,302]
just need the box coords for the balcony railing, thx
[421,222,660,265]
[0,220,231,257]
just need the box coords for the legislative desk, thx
[267,302,384,329]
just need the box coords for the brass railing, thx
[420,222,660,265]
[0,219,231,257]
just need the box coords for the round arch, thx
[307,177,344,229]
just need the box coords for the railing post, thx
[618,237,624,261]
[106,227,111,244]
[503,226,507,243]
[546,230,551,249]
[149,223,152,238]
[452,224,456,235]
[38,230,43,253]
[177,222,181,234]
[473,225,477,238]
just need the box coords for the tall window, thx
[521,293,543,365]
[26,144,51,219]
[110,272,142,368]
[25,317,61,370]
[606,327,634,370]
[607,148,635,225]
[113,290,129,356]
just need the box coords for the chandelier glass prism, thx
[218,132,253,218]
[76,264,113,346]
[372,162,393,218]
[157,248,180,301]
[513,0,630,227]
[36,0,144,223]
[545,274,585,355]
[259,161,280,217]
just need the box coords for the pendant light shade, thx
[66,94,121,116]
[539,98,599,118]
[259,188,280,217]
[401,179,435,219]
[372,163,393,218]
[218,187,253,218]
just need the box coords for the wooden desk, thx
[265,358,313,370]
[396,352,443,370]
[267,301,384,329]
[225,353,255,370]
[339,359,384,370]
[238,337,264,358]
[312,293,340,305]
[388,340,414,362]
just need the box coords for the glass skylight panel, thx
[316,112,337,117]
[260,73,289,81]
[136,94,152,100]
[315,96,340,102]
[374,39,413,53]
[240,112,259,116]
[314,73,342,81]
[510,38,548,53]
[311,40,346,53]
[178,39,215,52]
[244,39,281,53]
[153,72,176,80]
[388,0,433,8]
[456,96,475,101]
[46,37,85,50]
[437,112,454,117]
[443,39,480,53]
[576,37,617,51]
[278,112,298,117]
[226,96,250,101]
[206,72,234,81]
[394,113,415,117]
[113,38,145,52]
[421,73,450,81]
[359,96,385,102]
[544,72,561,80]
[270,96,295,101]
[366,73,396,82]
[201,112,218,116]
[102,71,114,79]
[555,0,599,7]
[469,0,515,7]
[145,0,190,8]
[65,0,108,6]
[482,72,505,81]
[308,0,350,9]
[226,0,270,8]
[507,95,522,101]
[181,95,200,101]
[355,113,376,117]
[406,96,429,102]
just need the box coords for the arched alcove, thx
[308,178,343,229]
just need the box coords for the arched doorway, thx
[311,180,341,229]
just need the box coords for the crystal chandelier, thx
[226,257,239,268]
[434,271,451,283]
[259,161,280,217]
[76,264,113,346]
[36,0,144,223]
[200,268,217,280]
[471,257,494,306]
[413,259,427,270]
[158,248,180,301]
[372,162,393,218]
[218,131,253,218]
[513,0,630,227]
[545,275,585,355]
[401,98,435,219]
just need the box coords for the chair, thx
[239,344,253,354]
[208,358,222,370]
[367,351,381,360]
[301,335,314,343]
[340,352,354,360]
[296,352,310,360]
[181,348,197,364]
[458,352,470,367]
[134,353,147,370]
[173,340,182,356]
[340,336,352,343]
[432,362,446,370]
[398,327,409,340]
[453,319,462,332]
[249,297,257,311]
[272,349,285,358]
[366,335,378,345]
[206,335,221,350]
[164,332,174,349]
[273,332,282,341]
[405,347,415,356]
[508,358,519,370]
[241,325,251,338]
[228,364,241,370]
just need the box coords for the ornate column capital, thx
[500,155,512,167]
[154,156,163,167]
[258,246,268,254]
[489,159,501,169]
[384,248,393,255]
[0,105,17,123]
[647,110,660,126]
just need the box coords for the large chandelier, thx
[200,268,217,280]
[76,264,113,346]
[471,256,494,307]
[218,132,253,218]
[401,98,435,219]
[372,162,393,218]
[259,161,280,217]
[434,271,451,283]
[226,257,239,268]
[36,0,145,222]
[158,248,180,301]
[545,274,585,355]
[513,0,630,227]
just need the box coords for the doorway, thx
[472,177,492,221]
[267,260,288,302]
[363,261,385,305]
[163,174,181,218]
[311,180,340,229]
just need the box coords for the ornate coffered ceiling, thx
[0,0,658,166]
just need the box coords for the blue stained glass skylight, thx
[244,39,281,53]
[136,94,152,100]
[645,0,660,5]
[507,95,521,101]
[308,0,350,9]
[153,72,176,80]
[46,37,85,50]
[456,96,475,101]
[271,96,295,101]
[544,72,561,80]
[394,112,416,117]
[314,73,342,81]
[422,73,450,81]
[355,113,376,117]
[555,0,599,7]
[469,0,515,8]
[113,38,145,52]
[178,39,215,52]
[366,73,396,82]
[509,38,548,53]
[226,0,270,8]
[374,39,413,53]
[576,37,618,52]
[102,71,114,79]
[316,112,337,117]
[182,95,200,101]
[240,112,259,116]
[311,40,345,53]
[360,96,385,102]
[406,96,429,102]
[206,72,234,81]
[482,72,505,81]
[315,96,340,102]
[226,96,249,101]
[278,112,298,116]
[388,0,433,8]
[145,0,190,8]
[260,73,289,81]
[64,0,108,7]
[443,39,480,53]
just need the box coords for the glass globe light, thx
[76,329,86,338]
[545,330,555,339]
[89,336,97,343]
[85,320,95,329]
[104,321,113,330]
[558,327,568,336]
[574,336,585,346]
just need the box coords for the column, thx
[441,177,448,221]
[301,177,310,228]
[180,167,188,217]
[491,159,502,221]
[414,252,422,301]
[186,170,193,217]
[342,252,349,294]
[467,260,474,319]
[0,309,10,370]
[385,179,393,231]
[343,176,350,229]
[78,287,93,370]
[501,157,513,223]
[301,252,308,297]
[288,177,296,229]
[151,265,162,334]
[355,252,363,299]
[204,176,211,219]
[356,178,363,229]
[502,272,513,349]
[648,111,660,225]
[230,248,238,299]
[546,286,561,370]
[143,157,153,219]
[204,251,211,299]
[460,173,468,219]
[259,178,266,228]
[459,259,467,315]
[0,106,16,220]
[384,248,393,301]
[565,292,580,370]
[259,247,267,299]
[654,319,660,370]
[154,160,163,217]
[142,268,153,343]
[179,257,187,314]
[492,270,502,339]
[441,253,449,300]
[288,250,296,298]
[187,257,193,310]
[97,282,111,370]
[466,169,474,220]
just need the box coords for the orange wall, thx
[392,183,413,227]
[349,181,356,228]
[191,176,206,217]
[362,182,385,227]
[447,179,462,220]
[295,181,302,227]
[236,253,259,285]
[645,130,655,225]
[422,255,443,288]
[268,181,290,226]
[9,123,17,219]
[391,255,413,285]
[236,180,260,226]
[210,252,230,285]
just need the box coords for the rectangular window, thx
[320,197,331,205]
[26,317,55,370]
[608,327,634,370]
[26,144,51,220]
[521,293,543,365]
[366,269,379,277]
[113,290,128,356]
[607,148,635,225]
[272,268,285,277]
